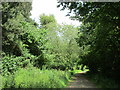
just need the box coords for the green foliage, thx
[1,2,120,89]
[1,3,79,89]
[2,2,33,56]
[2,55,31,76]
[4,74,15,88]
[58,2,120,80]
[0,75,5,89]
[40,14,56,26]
[32,54,46,68]
[2,2,44,57]
[1,67,71,88]
[2,2,32,24]
[2,56,22,75]
[2,13,44,56]
[69,70,82,75]
[2,2,81,73]
[42,23,80,70]
[2,2,47,71]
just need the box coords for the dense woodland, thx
[0,2,120,88]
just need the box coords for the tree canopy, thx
[1,2,120,88]
[58,2,120,79]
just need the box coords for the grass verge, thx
[1,66,71,88]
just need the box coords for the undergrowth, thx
[85,72,120,88]
[1,66,71,88]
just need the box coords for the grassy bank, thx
[1,67,71,89]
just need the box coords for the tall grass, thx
[1,67,71,88]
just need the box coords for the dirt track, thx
[67,72,97,88]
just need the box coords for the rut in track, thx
[67,72,97,88]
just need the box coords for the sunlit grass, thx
[1,67,71,88]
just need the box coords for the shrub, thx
[2,56,26,76]
[2,55,37,76]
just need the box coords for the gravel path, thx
[67,72,97,88]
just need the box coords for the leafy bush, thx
[2,56,24,76]
[0,75,5,89]
[3,74,15,88]
[1,67,71,88]
[2,55,36,76]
